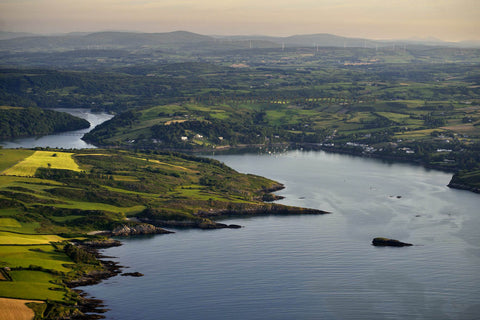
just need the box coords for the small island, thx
[372,237,413,247]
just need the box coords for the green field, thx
[0,245,72,272]
[0,232,65,245]
[0,270,65,301]
[0,150,35,172]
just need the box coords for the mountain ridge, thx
[1,30,478,52]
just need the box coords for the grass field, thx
[394,128,445,139]
[0,216,40,234]
[0,232,65,245]
[0,150,34,173]
[2,151,81,177]
[0,270,65,301]
[0,245,72,272]
[0,218,21,228]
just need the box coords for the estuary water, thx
[0,108,113,149]
[83,150,480,320]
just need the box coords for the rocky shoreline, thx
[64,203,329,319]
[64,240,123,319]
[447,182,480,193]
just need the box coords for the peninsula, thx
[0,148,327,318]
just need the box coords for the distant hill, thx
[214,33,468,49]
[1,30,477,52]
[214,33,376,48]
[0,31,37,40]
[0,31,214,52]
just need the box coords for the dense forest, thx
[0,107,90,138]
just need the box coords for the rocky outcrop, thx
[196,204,330,218]
[262,193,285,202]
[111,223,173,236]
[121,272,144,277]
[372,237,413,247]
[81,239,122,248]
[140,219,242,230]
[447,181,480,194]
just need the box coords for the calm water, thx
[84,150,480,320]
[0,108,113,149]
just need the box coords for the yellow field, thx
[0,298,41,320]
[165,119,188,125]
[0,232,65,245]
[1,151,81,177]
[394,128,445,139]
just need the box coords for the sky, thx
[1,0,479,41]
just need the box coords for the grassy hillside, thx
[0,148,293,234]
[82,97,480,192]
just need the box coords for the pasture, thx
[0,245,72,273]
[0,150,34,173]
[0,231,65,245]
[0,270,65,301]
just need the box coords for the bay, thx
[83,150,480,320]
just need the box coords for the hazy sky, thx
[1,0,479,41]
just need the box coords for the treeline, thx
[0,107,90,138]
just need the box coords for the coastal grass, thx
[0,231,65,245]
[453,169,480,188]
[2,151,81,177]
[0,270,65,301]
[53,201,143,215]
[0,245,72,273]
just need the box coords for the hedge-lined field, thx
[2,151,81,177]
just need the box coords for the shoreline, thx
[67,204,330,319]
[67,240,123,320]
[89,142,477,195]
